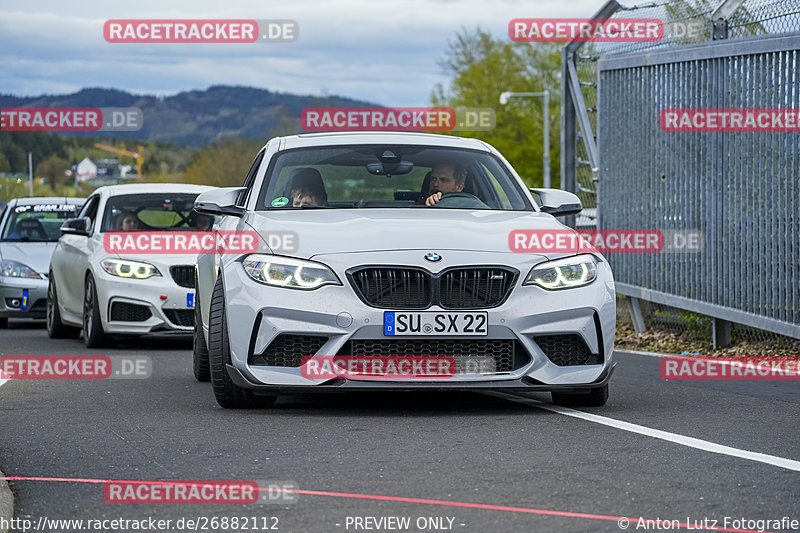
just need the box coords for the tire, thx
[551,384,609,407]
[0,317,7,329]
[207,276,276,408]
[192,288,210,382]
[82,274,111,348]
[47,274,79,339]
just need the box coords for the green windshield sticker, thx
[271,197,289,208]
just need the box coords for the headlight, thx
[524,254,597,290]
[101,259,161,279]
[0,259,42,279]
[242,255,341,290]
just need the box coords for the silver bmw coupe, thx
[193,132,616,408]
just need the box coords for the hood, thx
[242,208,568,257]
[0,241,58,275]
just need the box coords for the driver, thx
[115,212,140,231]
[424,164,467,206]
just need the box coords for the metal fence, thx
[562,0,800,346]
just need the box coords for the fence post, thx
[561,0,619,228]
[713,319,732,349]
[628,297,647,334]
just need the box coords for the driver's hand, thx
[425,192,443,206]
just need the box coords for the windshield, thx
[256,146,532,211]
[0,203,82,242]
[101,193,214,232]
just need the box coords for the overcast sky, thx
[1,0,608,106]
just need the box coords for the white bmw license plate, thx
[384,311,488,336]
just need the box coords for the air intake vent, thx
[249,334,329,367]
[110,302,152,322]
[164,309,194,327]
[439,268,516,309]
[349,267,430,309]
[338,339,529,373]
[170,265,195,288]
[348,266,517,310]
[534,334,601,366]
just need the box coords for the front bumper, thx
[222,253,617,390]
[94,268,196,334]
[227,361,617,393]
[0,277,48,319]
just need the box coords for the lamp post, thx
[499,90,551,188]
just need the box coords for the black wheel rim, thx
[47,280,54,330]
[83,279,93,338]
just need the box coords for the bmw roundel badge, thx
[424,252,441,262]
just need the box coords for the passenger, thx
[291,185,326,207]
[284,168,328,207]
[116,213,140,231]
[424,164,467,206]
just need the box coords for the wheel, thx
[82,274,111,348]
[207,276,276,408]
[192,288,210,382]
[47,275,79,339]
[0,317,7,329]
[551,384,609,407]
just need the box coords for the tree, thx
[183,138,262,187]
[0,153,10,173]
[35,155,70,191]
[431,28,562,188]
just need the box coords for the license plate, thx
[384,311,488,336]
[21,289,29,310]
[186,293,195,308]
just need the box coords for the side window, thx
[79,196,100,232]
[238,150,266,207]
[478,163,512,210]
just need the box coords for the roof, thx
[92,183,215,197]
[276,131,493,152]
[5,197,86,206]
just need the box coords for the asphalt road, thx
[1,319,799,533]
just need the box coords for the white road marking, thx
[488,392,800,473]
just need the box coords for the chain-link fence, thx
[565,0,800,351]
[616,295,800,354]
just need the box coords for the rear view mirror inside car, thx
[366,161,414,177]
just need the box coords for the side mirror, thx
[529,188,583,217]
[195,187,246,217]
[60,217,91,236]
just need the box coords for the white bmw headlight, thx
[524,254,598,290]
[242,255,341,290]
[0,259,42,279]
[101,259,161,279]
